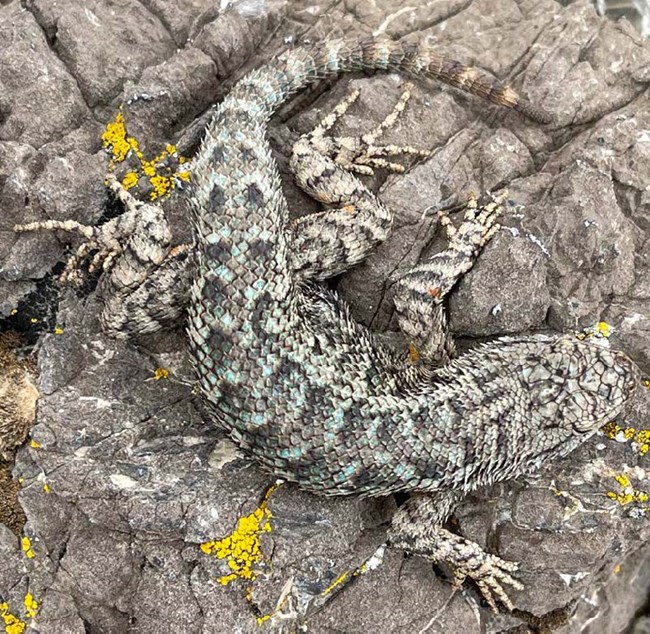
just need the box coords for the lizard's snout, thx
[571,346,640,433]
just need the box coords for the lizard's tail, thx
[225,38,550,124]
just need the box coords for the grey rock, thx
[190,0,286,79]
[0,3,88,147]
[521,162,636,332]
[138,0,216,46]
[28,0,177,108]
[1,147,108,286]
[0,0,649,632]
[0,141,37,241]
[525,5,650,126]
[32,150,108,225]
[121,47,219,154]
[449,228,550,336]
[636,616,650,634]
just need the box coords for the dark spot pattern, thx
[211,145,226,163]
[246,183,265,208]
[209,183,227,211]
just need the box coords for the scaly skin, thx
[15,38,640,611]
[185,38,637,495]
[183,40,638,610]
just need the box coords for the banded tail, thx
[211,38,550,129]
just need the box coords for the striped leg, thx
[393,192,506,366]
[388,494,522,613]
[14,174,192,338]
[289,84,430,282]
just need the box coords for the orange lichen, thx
[407,343,420,364]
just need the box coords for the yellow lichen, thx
[29,439,42,449]
[200,485,277,586]
[0,594,39,634]
[23,595,38,621]
[101,110,132,163]
[606,473,649,506]
[53,326,64,335]
[636,429,650,457]
[576,321,613,341]
[42,483,51,494]
[322,571,350,596]
[596,321,611,338]
[153,367,169,380]
[101,109,191,201]
[121,171,139,190]
[602,421,650,456]
[304,543,386,622]
[21,536,35,559]
[0,602,25,634]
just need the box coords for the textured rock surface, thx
[0,0,649,632]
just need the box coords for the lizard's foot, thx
[14,174,169,286]
[444,533,522,612]
[288,83,429,281]
[300,82,430,176]
[439,190,506,256]
[389,525,522,612]
[14,218,124,286]
[391,191,507,366]
[15,173,192,337]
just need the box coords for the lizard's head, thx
[525,335,640,434]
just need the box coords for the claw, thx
[13,174,136,285]
[446,190,506,255]
[389,500,524,615]
[299,83,430,176]
[451,550,521,613]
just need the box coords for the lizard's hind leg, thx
[14,174,193,338]
[388,494,522,613]
[289,83,430,282]
[393,192,506,366]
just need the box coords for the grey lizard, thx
[14,38,641,612]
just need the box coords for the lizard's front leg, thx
[392,191,506,366]
[14,174,193,338]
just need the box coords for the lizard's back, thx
[185,39,639,499]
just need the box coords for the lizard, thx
[14,38,641,612]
